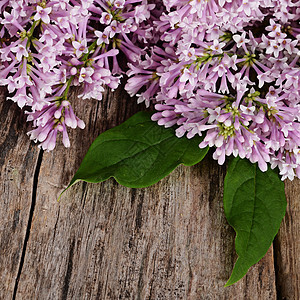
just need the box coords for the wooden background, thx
[0,86,299,300]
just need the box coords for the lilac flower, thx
[78,67,94,84]
[10,41,29,61]
[72,40,88,58]
[95,30,110,45]
[100,12,112,25]
[126,0,300,180]
[34,5,52,24]
[1,0,155,150]
[1,0,300,181]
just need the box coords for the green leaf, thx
[223,157,286,286]
[61,111,208,197]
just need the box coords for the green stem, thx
[28,20,39,37]
[81,40,98,61]
[26,20,40,48]
[63,76,74,100]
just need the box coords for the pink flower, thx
[72,40,88,58]
[95,30,110,45]
[100,12,112,25]
[34,5,52,24]
[79,67,94,83]
[10,41,28,61]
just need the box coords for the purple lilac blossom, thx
[125,0,300,180]
[0,0,156,150]
[1,0,300,181]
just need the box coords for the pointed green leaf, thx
[61,111,208,197]
[223,157,286,286]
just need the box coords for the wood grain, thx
[0,86,298,299]
[274,180,300,300]
[0,88,40,298]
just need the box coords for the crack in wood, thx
[273,239,281,300]
[92,100,100,133]
[52,208,60,243]
[12,149,44,300]
[148,251,157,300]
[61,237,75,300]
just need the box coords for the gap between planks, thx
[273,236,284,300]
[12,149,44,300]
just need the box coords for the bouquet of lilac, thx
[127,0,300,180]
[0,0,155,149]
[1,0,299,286]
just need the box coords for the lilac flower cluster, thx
[126,0,300,180]
[1,1,300,180]
[0,0,155,150]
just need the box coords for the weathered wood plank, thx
[274,180,300,299]
[0,88,40,298]
[12,88,278,299]
[17,162,277,300]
